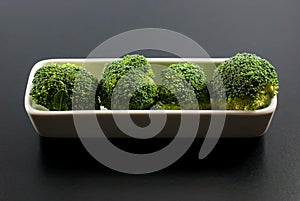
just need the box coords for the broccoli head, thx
[211,53,279,110]
[30,63,99,111]
[158,63,210,110]
[102,54,154,80]
[99,54,157,109]
[110,69,158,109]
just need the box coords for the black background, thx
[1,0,300,200]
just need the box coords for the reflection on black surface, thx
[38,136,265,175]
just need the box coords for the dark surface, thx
[1,0,300,200]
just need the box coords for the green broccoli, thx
[110,69,158,110]
[157,63,210,110]
[99,54,157,109]
[101,54,154,80]
[30,63,99,111]
[211,53,279,110]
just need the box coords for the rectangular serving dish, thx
[24,58,277,138]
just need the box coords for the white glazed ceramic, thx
[24,58,277,138]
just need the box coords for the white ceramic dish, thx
[24,58,277,138]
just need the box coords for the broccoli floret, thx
[102,54,154,80]
[99,54,157,109]
[158,63,210,110]
[211,53,279,110]
[110,69,158,109]
[30,63,99,111]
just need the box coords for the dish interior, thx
[25,58,276,114]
